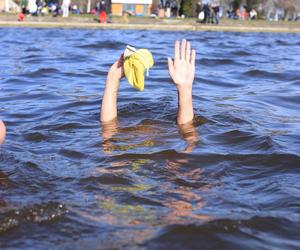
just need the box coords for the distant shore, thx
[1,14,300,33]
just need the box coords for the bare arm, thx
[101,119,119,154]
[0,120,6,145]
[168,39,196,125]
[178,121,199,153]
[100,55,124,123]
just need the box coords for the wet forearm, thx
[100,76,120,122]
[177,86,194,125]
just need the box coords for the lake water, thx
[0,28,300,249]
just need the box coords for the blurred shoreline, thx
[1,14,300,33]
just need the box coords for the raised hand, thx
[101,55,124,123]
[107,55,124,81]
[167,39,196,125]
[168,39,196,90]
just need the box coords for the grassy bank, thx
[0,13,300,33]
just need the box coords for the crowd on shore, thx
[196,2,220,24]
[19,0,72,18]
[226,6,258,21]
[18,0,110,22]
[196,2,258,24]
[14,0,300,24]
[157,0,178,18]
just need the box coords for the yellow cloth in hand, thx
[124,49,154,91]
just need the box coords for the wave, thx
[1,28,300,249]
[77,40,125,49]
[0,202,68,234]
[23,132,49,142]
[199,58,241,66]
[275,39,300,46]
[243,69,299,81]
[109,151,300,170]
[143,216,300,250]
[21,68,60,78]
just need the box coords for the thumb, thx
[167,57,175,78]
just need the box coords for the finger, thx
[168,57,175,77]
[180,39,186,60]
[117,54,124,67]
[191,49,196,66]
[117,59,123,68]
[174,40,180,61]
[186,41,191,62]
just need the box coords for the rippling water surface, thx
[0,28,300,249]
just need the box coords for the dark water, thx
[0,28,300,249]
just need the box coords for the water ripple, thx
[0,28,299,249]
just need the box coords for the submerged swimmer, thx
[0,121,6,145]
[101,39,196,125]
[100,39,198,152]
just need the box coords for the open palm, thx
[168,40,196,89]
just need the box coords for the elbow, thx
[0,120,6,145]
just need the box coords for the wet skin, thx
[100,39,196,125]
[0,121,5,145]
[100,39,198,153]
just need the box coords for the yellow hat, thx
[124,49,154,91]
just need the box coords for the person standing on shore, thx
[36,0,43,15]
[28,0,37,15]
[21,0,28,14]
[62,0,71,17]
[250,9,257,20]
[212,2,220,24]
[171,0,178,17]
[0,121,6,145]
[99,0,107,23]
[165,0,171,18]
[203,3,210,23]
